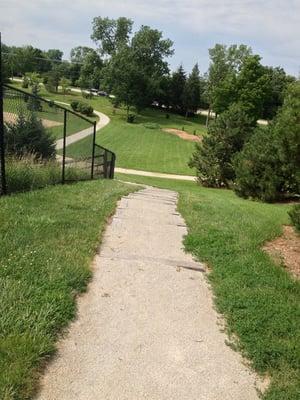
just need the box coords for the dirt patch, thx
[263,226,300,279]
[163,128,201,142]
[4,112,62,128]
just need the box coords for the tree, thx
[91,17,133,56]
[189,103,256,187]
[182,63,201,116]
[169,65,186,113]
[5,112,56,159]
[206,44,252,124]
[60,77,71,94]
[234,81,300,201]
[70,46,94,63]
[44,68,61,92]
[76,49,103,89]
[261,67,295,119]
[103,24,173,117]
[45,49,63,62]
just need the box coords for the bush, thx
[289,204,300,231]
[70,101,93,116]
[5,112,56,160]
[70,100,80,112]
[127,113,136,123]
[189,103,256,187]
[79,103,94,117]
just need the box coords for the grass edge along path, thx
[0,180,137,400]
[116,173,300,400]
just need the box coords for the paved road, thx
[36,187,261,400]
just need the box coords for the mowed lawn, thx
[10,81,205,175]
[0,180,136,399]
[116,173,300,400]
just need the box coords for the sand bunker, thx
[163,128,201,142]
[263,225,300,279]
[4,112,63,128]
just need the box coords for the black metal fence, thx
[0,83,115,195]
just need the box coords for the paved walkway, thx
[115,167,196,181]
[36,187,260,400]
[55,105,110,150]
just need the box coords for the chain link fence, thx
[0,84,115,195]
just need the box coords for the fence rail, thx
[0,83,116,195]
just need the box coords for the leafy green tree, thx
[91,17,133,56]
[60,77,71,94]
[189,103,256,187]
[206,44,252,124]
[261,66,295,119]
[103,25,173,117]
[76,49,103,89]
[70,46,94,63]
[45,49,63,62]
[44,68,61,92]
[234,81,300,201]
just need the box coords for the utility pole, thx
[0,32,7,194]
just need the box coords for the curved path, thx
[54,100,195,181]
[54,101,110,151]
[36,187,262,400]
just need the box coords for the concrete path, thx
[36,187,261,400]
[115,167,196,181]
[55,106,110,151]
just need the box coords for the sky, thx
[1,0,299,76]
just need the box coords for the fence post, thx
[62,109,67,184]
[0,32,7,195]
[110,154,116,179]
[91,121,96,179]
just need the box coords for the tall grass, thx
[5,156,90,194]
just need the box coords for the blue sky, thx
[1,0,299,76]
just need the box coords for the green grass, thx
[116,173,300,400]
[9,81,205,175]
[0,180,136,399]
[6,83,97,140]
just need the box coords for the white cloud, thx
[1,0,299,74]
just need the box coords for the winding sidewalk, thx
[36,187,261,400]
[55,102,110,150]
[54,101,196,181]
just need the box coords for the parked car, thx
[98,90,108,97]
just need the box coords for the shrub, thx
[127,113,136,123]
[79,103,94,117]
[289,204,300,232]
[189,103,256,187]
[70,100,80,112]
[70,101,93,116]
[5,112,56,160]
